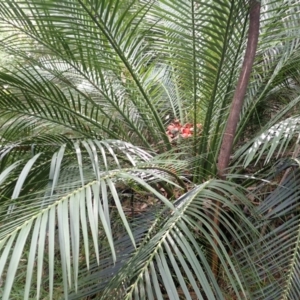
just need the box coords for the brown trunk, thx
[212,0,261,277]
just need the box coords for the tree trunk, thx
[212,0,261,277]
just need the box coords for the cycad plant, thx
[0,0,300,299]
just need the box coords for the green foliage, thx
[0,0,299,299]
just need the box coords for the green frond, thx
[100,180,260,300]
[232,160,300,299]
[234,116,300,167]
[0,139,182,299]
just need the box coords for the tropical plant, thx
[0,0,300,299]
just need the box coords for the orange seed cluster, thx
[166,119,202,142]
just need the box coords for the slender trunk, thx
[212,0,261,277]
[217,0,261,178]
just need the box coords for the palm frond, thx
[234,116,300,167]
[0,0,172,149]
[100,181,260,300]
[233,159,300,299]
[0,139,182,299]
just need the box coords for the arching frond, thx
[98,181,261,300]
[0,140,182,299]
[234,116,300,167]
[232,159,300,299]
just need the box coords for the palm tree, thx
[0,0,300,299]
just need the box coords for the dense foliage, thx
[0,0,300,299]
